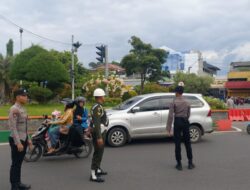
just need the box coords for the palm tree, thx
[0,54,11,103]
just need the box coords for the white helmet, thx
[93,88,106,97]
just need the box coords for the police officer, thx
[90,88,109,183]
[166,85,195,171]
[9,89,32,190]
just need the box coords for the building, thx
[95,63,126,76]
[161,47,220,77]
[209,77,227,100]
[225,61,250,98]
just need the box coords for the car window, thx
[113,96,143,110]
[184,96,204,108]
[160,96,175,110]
[137,98,161,112]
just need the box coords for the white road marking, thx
[212,126,242,134]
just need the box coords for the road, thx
[1,123,250,190]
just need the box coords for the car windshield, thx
[113,96,143,110]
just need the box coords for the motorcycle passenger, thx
[47,99,74,153]
[46,110,61,152]
[73,96,89,137]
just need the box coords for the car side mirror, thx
[131,106,140,113]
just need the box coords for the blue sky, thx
[1,0,250,76]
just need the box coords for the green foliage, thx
[10,45,69,90]
[173,72,214,95]
[122,90,138,101]
[6,39,14,57]
[26,51,69,83]
[103,97,122,107]
[10,45,47,80]
[203,96,227,110]
[121,36,168,94]
[135,82,169,94]
[29,86,53,103]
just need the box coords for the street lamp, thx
[71,35,82,100]
[19,28,23,52]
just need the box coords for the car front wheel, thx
[189,125,202,143]
[107,127,127,147]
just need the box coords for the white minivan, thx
[106,93,213,147]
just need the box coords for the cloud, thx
[0,0,250,75]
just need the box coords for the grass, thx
[0,104,65,117]
[0,102,117,117]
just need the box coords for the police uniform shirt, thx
[166,96,191,131]
[8,103,29,144]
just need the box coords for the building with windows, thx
[225,61,250,97]
[161,47,220,77]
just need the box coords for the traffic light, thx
[96,45,105,63]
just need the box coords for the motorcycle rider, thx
[73,96,89,136]
[47,99,74,153]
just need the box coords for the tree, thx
[88,62,102,69]
[10,45,47,80]
[173,72,214,95]
[0,54,12,102]
[6,39,14,57]
[121,36,168,94]
[10,45,69,87]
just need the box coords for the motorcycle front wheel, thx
[24,144,43,162]
[74,139,93,158]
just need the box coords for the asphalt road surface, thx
[1,123,250,190]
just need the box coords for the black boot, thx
[188,161,195,170]
[90,175,105,183]
[175,162,183,171]
[96,168,108,176]
[18,182,31,190]
[11,184,20,190]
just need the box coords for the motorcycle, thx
[24,116,93,162]
[247,123,250,135]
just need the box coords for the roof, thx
[230,61,250,67]
[203,61,220,71]
[137,93,202,98]
[225,81,250,89]
[96,64,125,71]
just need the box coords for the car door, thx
[160,95,175,132]
[129,97,162,135]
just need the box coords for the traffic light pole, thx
[71,35,75,100]
[105,45,109,96]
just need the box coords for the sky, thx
[1,0,250,76]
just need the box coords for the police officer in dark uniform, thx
[166,85,195,171]
[8,89,32,190]
[90,88,109,183]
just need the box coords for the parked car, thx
[106,93,213,147]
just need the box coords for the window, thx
[160,96,175,110]
[184,96,204,108]
[138,98,161,112]
[114,96,143,110]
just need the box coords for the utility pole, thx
[71,35,81,100]
[71,35,75,100]
[104,45,109,96]
[19,28,23,52]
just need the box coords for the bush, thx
[29,86,53,103]
[82,75,131,100]
[122,90,138,101]
[203,96,227,110]
[135,83,169,94]
[103,98,122,107]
